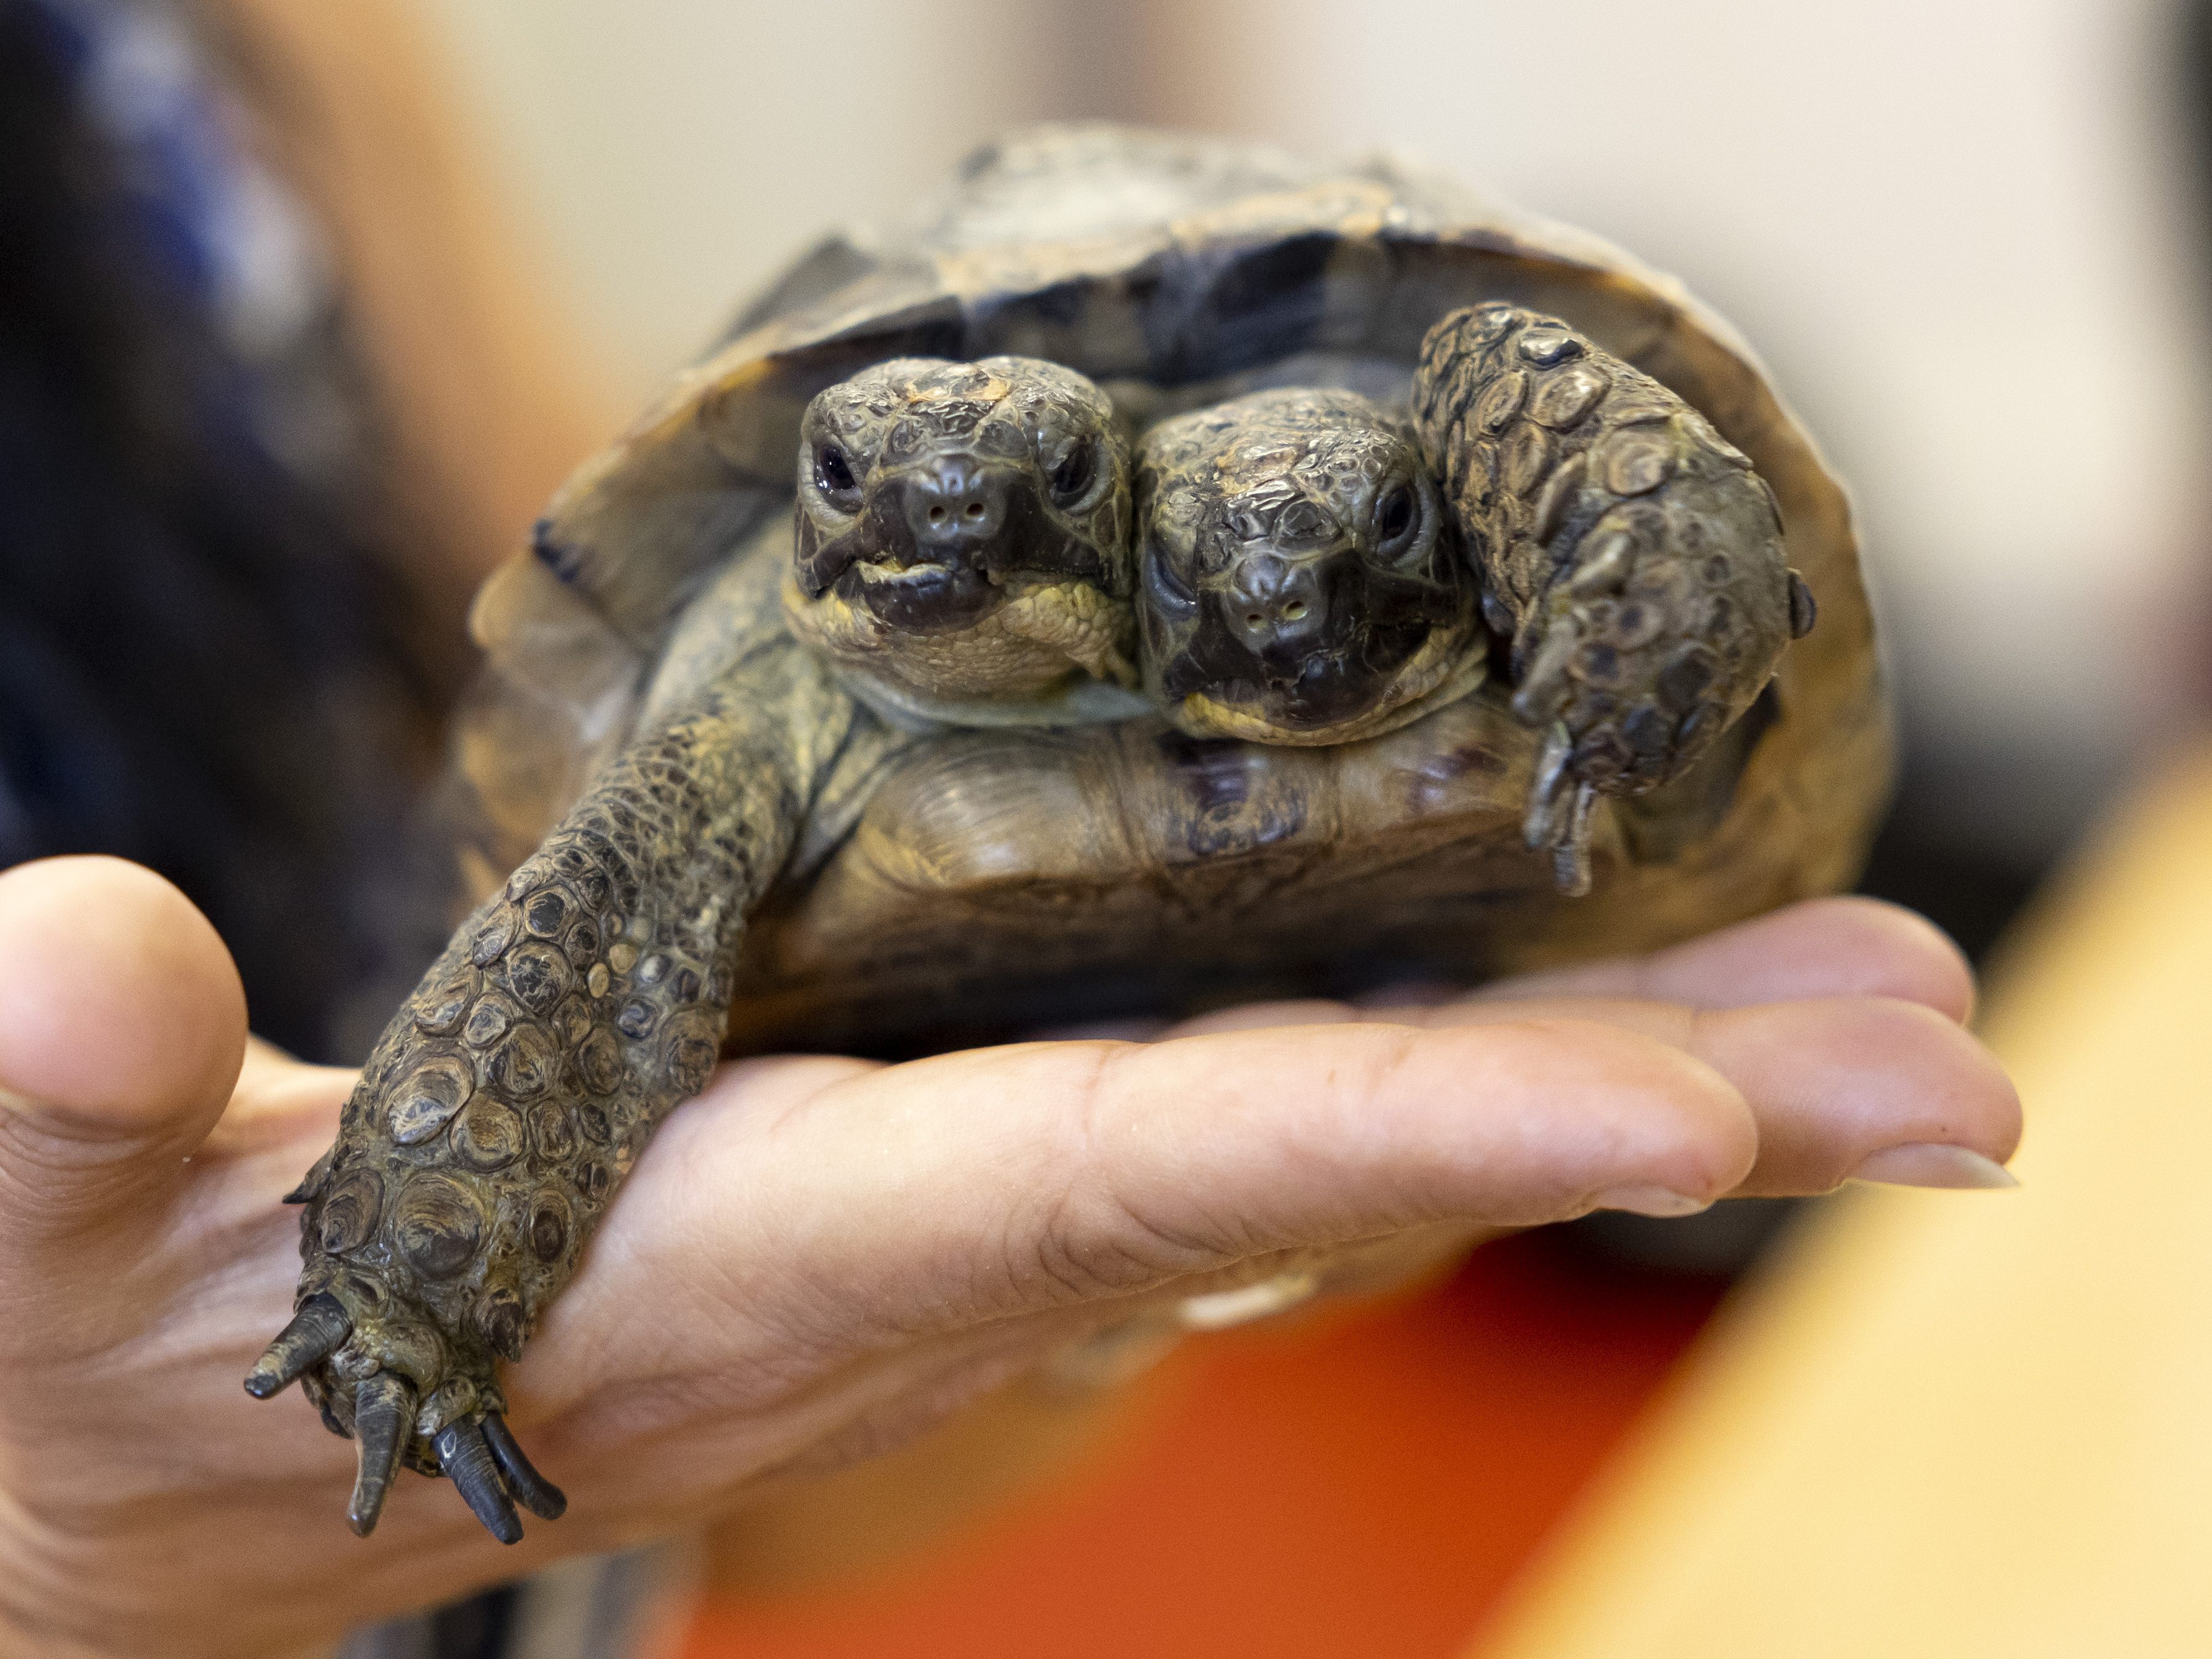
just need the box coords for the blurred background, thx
[6,1,2210,1655]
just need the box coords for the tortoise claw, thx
[1522,728,1596,897]
[1565,528,1635,598]
[1523,723,1575,850]
[262,1262,568,1539]
[435,1419,524,1544]
[1511,626,1576,725]
[243,1293,350,1398]
[347,1373,415,1537]
[1550,783,1596,897]
[1787,569,1818,639]
[482,1412,567,1521]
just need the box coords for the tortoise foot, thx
[1416,303,1806,889]
[246,1277,567,1542]
[1509,510,1776,810]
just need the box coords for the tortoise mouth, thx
[800,467,1121,639]
[1151,556,1472,740]
[1260,623,1431,729]
[1162,611,1484,745]
[1195,620,1431,732]
[832,557,1005,634]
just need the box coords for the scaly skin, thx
[1412,303,1814,892]
[250,639,857,1541]
[251,352,1146,1543]
[784,356,1138,727]
[1136,387,1482,746]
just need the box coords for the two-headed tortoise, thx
[247,124,1889,1542]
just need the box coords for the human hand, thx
[0,857,2017,1658]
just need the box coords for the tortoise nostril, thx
[1283,600,1307,621]
[1246,613,1264,628]
[904,460,1008,549]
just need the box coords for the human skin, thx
[0,857,2019,1658]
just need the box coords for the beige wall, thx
[413,0,2210,848]
[417,0,1143,392]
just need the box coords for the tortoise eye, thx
[814,444,861,509]
[1375,483,1417,549]
[1143,537,1197,613]
[1049,438,1096,505]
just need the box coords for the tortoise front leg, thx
[246,651,854,1540]
[1413,303,1812,893]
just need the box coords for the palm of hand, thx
[0,858,2016,1658]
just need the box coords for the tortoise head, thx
[783,356,1136,717]
[1137,389,1484,745]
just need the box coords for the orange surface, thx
[1478,749,2212,1659]
[678,1233,1722,1659]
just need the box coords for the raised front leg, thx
[246,649,855,1541]
[1413,303,1813,893]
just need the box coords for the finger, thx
[673,1018,1758,1339]
[1689,997,2019,1194]
[1471,897,1976,1022]
[1416,994,2020,1195]
[1166,897,1974,1040]
[1166,997,1358,1036]
[0,857,247,1241]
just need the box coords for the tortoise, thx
[244,124,1891,1543]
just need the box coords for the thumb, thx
[0,856,247,1248]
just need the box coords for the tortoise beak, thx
[799,457,1116,636]
[1158,547,1462,731]
[835,558,1002,634]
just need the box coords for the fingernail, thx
[1850,1143,2020,1190]
[1589,1184,1712,1218]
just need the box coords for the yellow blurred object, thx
[1477,744,2212,1658]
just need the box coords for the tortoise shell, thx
[454,124,1890,1053]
